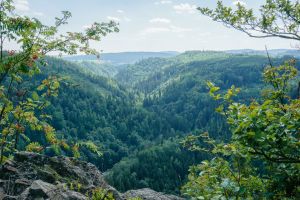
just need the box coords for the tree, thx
[182,0,300,199]
[199,0,300,41]
[0,0,118,163]
[182,65,300,198]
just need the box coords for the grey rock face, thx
[0,152,184,200]
[123,188,184,200]
[19,180,87,200]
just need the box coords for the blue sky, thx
[12,0,296,53]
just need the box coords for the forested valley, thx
[0,0,300,199]
[27,51,298,194]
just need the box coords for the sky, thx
[10,0,299,53]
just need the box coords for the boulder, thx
[19,180,87,200]
[24,180,57,199]
[123,188,184,200]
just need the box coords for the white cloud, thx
[107,16,121,22]
[13,0,44,16]
[149,18,171,24]
[161,0,172,4]
[124,17,132,22]
[141,27,170,35]
[14,0,30,12]
[32,11,44,16]
[107,10,131,23]
[155,0,172,5]
[82,24,92,29]
[141,25,192,35]
[169,25,192,33]
[173,3,197,14]
[107,16,131,23]
[233,0,247,6]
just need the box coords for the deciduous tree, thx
[0,0,118,163]
[182,0,300,199]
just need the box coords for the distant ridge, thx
[225,49,300,57]
[64,49,300,65]
[64,51,179,65]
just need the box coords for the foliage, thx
[68,180,83,192]
[106,139,208,194]
[88,188,115,200]
[181,1,300,199]
[25,142,43,153]
[226,60,300,164]
[182,157,265,199]
[0,0,118,163]
[182,132,267,199]
[198,0,300,40]
[182,61,300,199]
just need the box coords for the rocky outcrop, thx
[18,180,87,200]
[123,189,184,200]
[0,152,184,200]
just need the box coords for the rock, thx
[14,152,45,164]
[14,179,31,194]
[0,189,5,199]
[3,195,17,200]
[19,180,87,200]
[0,152,183,200]
[123,188,184,200]
[1,165,18,174]
[28,180,57,198]
[36,168,57,183]
[55,190,87,200]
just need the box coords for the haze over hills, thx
[226,48,300,57]
[64,51,180,65]
[63,49,299,66]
